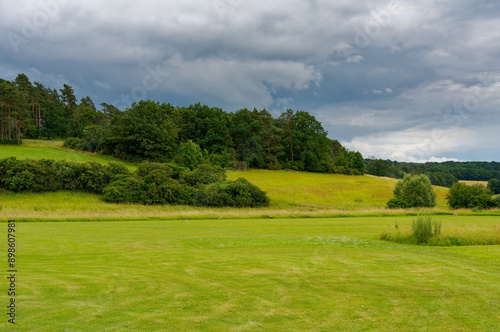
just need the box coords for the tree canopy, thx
[0,73,365,174]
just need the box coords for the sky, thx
[1,0,499,162]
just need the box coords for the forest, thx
[0,73,364,174]
[2,73,498,183]
[366,158,500,185]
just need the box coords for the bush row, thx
[0,158,270,208]
[0,157,130,193]
[102,162,269,207]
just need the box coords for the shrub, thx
[411,215,441,244]
[447,182,494,209]
[142,177,194,205]
[137,161,189,180]
[386,197,413,209]
[0,158,130,194]
[390,174,437,208]
[181,164,227,187]
[195,178,269,207]
[63,137,84,150]
[494,196,500,208]
[488,178,500,195]
[0,158,58,192]
[102,176,145,203]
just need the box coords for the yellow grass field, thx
[459,180,488,186]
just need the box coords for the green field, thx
[0,140,136,170]
[1,140,500,331]
[2,216,499,331]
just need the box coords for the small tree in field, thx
[447,182,494,209]
[388,174,437,208]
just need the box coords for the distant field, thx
[459,180,488,186]
[3,216,500,331]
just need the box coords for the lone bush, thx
[195,178,270,207]
[389,174,437,208]
[412,215,441,244]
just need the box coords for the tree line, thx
[365,159,500,187]
[0,74,364,174]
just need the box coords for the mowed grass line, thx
[5,216,500,331]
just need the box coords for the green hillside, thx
[0,139,133,166]
[0,140,452,221]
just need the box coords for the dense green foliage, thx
[488,178,500,194]
[386,197,413,209]
[388,174,437,208]
[0,157,129,193]
[366,158,500,184]
[102,161,269,207]
[1,74,364,174]
[446,182,496,209]
[0,157,269,207]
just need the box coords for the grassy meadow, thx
[2,216,500,331]
[1,140,500,331]
[0,139,135,169]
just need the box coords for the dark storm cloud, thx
[1,0,499,161]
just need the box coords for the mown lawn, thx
[4,216,500,331]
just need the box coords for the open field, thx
[459,180,489,187]
[3,216,500,331]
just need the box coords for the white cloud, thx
[342,126,493,162]
[94,81,111,90]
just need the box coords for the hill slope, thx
[0,140,449,220]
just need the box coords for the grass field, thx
[0,139,134,166]
[459,180,489,187]
[3,216,500,331]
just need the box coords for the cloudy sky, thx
[1,0,499,162]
